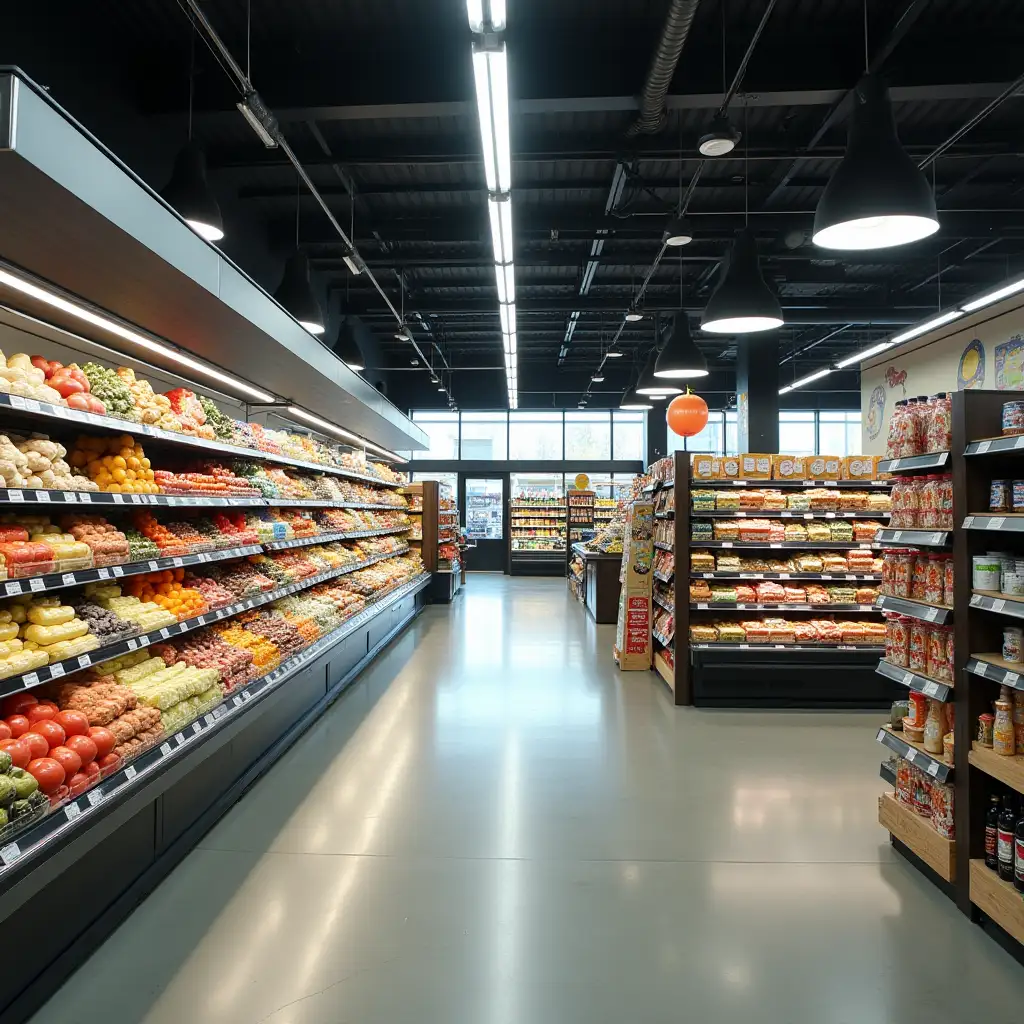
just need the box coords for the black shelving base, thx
[510,553,565,577]
[0,586,428,1024]
[691,648,901,708]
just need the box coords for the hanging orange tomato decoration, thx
[667,390,709,437]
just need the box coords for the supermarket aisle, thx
[30,576,1022,1024]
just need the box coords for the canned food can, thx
[991,479,1010,512]
[1003,626,1024,663]
[1002,400,1024,435]
[1013,480,1024,511]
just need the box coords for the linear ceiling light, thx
[495,262,516,304]
[285,406,406,462]
[961,276,1024,312]
[0,266,275,402]
[889,310,963,345]
[472,45,511,193]
[467,0,506,33]
[834,341,894,369]
[778,367,833,394]
[499,304,516,335]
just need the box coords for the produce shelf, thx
[874,528,952,546]
[0,489,406,509]
[694,478,889,488]
[877,792,955,882]
[691,602,876,612]
[965,654,1024,691]
[875,659,954,701]
[695,540,879,550]
[691,571,881,581]
[0,572,432,881]
[968,742,1024,795]
[0,546,410,698]
[964,436,1024,457]
[969,590,1024,620]
[692,642,883,652]
[970,860,1024,945]
[962,513,1024,531]
[876,452,950,473]
[876,725,952,781]
[693,510,889,519]
[262,526,409,551]
[874,594,953,623]
[0,392,403,486]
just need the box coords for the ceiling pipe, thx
[627,0,703,136]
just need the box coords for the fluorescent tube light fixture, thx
[472,46,511,193]
[499,304,516,335]
[236,91,279,149]
[778,367,833,394]
[285,405,406,462]
[342,254,364,276]
[834,341,894,369]
[0,266,275,402]
[961,276,1024,313]
[889,310,963,345]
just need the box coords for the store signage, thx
[614,499,654,671]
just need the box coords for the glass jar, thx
[924,554,945,605]
[919,475,939,528]
[927,392,952,454]
[924,699,945,754]
[911,553,929,600]
[994,699,1016,756]
[937,474,954,529]
[909,620,928,672]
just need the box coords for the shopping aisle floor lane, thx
[28,576,1024,1024]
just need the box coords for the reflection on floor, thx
[30,576,1023,1023]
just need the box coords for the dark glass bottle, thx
[1015,798,1024,893]
[985,794,1001,870]
[998,795,1017,883]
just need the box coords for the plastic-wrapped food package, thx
[926,393,952,454]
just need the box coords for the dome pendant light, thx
[663,215,693,247]
[334,321,365,371]
[700,228,783,334]
[275,251,325,335]
[620,384,653,410]
[698,114,740,157]
[636,349,682,397]
[162,142,224,242]
[812,75,938,250]
[654,312,708,379]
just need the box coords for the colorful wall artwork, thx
[866,385,885,440]
[957,339,986,389]
[995,335,1024,390]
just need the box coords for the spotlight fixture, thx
[591,373,605,382]
[625,306,644,322]
[437,384,446,392]
[605,349,623,358]
[653,312,708,379]
[274,251,325,335]
[701,228,783,334]
[161,142,224,242]
[698,115,740,157]
[236,90,279,149]
[394,326,412,341]
[812,75,939,251]
[663,215,694,247]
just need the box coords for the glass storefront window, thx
[511,473,564,500]
[779,411,816,456]
[564,411,611,459]
[612,411,645,460]
[465,478,504,539]
[411,412,459,460]
[411,471,458,497]
[818,411,862,456]
[460,411,508,459]
[509,411,564,459]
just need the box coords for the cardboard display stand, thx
[614,499,655,669]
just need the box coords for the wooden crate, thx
[878,793,956,882]
[970,859,1024,945]
[653,651,674,692]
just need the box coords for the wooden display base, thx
[653,651,674,692]
[970,860,1024,945]
[969,742,1024,794]
[878,792,956,882]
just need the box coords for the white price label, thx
[147,561,158,571]
[770,543,782,549]
[926,607,940,622]
[176,733,186,747]
[23,398,40,413]
[926,761,940,777]
[976,440,992,454]
[79,492,91,503]
[821,574,833,580]
[721,542,733,548]
[993,599,1006,612]
[22,672,39,687]
[4,582,21,596]
[28,577,45,593]
[65,802,81,821]
[1004,670,1019,686]
[233,695,243,707]
[76,655,91,670]
[697,603,708,609]
[50,663,65,679]
[241,690,252,702]
[213,705,226,718]
[990,517,1006,530]
[97,568,110,579]
[61,573,76,586]
[36,490,50,502]
[905,749,918,763]
[1016,436,1024,450]
[825,512,835,519]
[193,722,202,735]
[111,493,124,504]
[124,765,137,781]
[87,789,105,807]
[975,661,989,676]
[197,615,206,625]
[902,672,914,687]
[780,573,791,580]
[1,843,22,866]
[7,489,22,502]
[703,573,714,579]
[892,531,902,541]
[160,742,172,757]
[735,511,746,518]
[803,513,814,520]
[204,714,215,726]
[923,681,940,697]
[159,628,170,640]
[112,565,124,577]
[8,395,24,409]
[963,516,975,529]
[62,491,77,503]
[126,638,138,650]
[172,557,183,568]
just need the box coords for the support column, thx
[646,406,667,467]
[736,336,780,452]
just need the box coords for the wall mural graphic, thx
[885,365,908,395]
[995,335,1024,390]
[866,385,886,441]
[957,338,986,390]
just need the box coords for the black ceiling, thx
[4,0,1024,411]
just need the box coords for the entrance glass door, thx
[464,476,507,571]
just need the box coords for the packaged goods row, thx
[690,618,886,644]
[883,617,955,681]
[0,351,404,482]
[0,551,424,842]
[892,755,956,838]
[691,580,878,605]
[888,474,954,529]
[691,453,882,482]
[879,548,954,606]
[691,549,883,574]
[884,393,952,459]
[977,684,1024,757]
[982,790,1024,889]
[690,518,883,543]
[691,487,891,512]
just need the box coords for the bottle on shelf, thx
[985,793,1001,871]
[998,794,1017,883]
[1016,799,1024,893]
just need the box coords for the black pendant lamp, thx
[619,384,653,410]
[700,228,783,334]
[275,251,325,335]
[334,321,365,371]
[813,75,938,250]
[162,142,223,242]
[654,312,708,379]
[635,346,681,397]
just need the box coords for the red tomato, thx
[1,693,38,717]
[65,734,97,764]
[20,731,48,760]
[55,711,90,737]
[0,738,31,769]
[49,745,82,777]
[50,376,86,399]
[82,759,100,779]
[68,772,91,797]
[26,757,65,795]
[66,393,92,412]
[6,715,31,739]
[30,355,52,374]
[97,752,121,777]
[87,727,116,759]
[0,721,10,742]
[28,720,65,750]
[26,704,57,724]
[49,785,69,807]
[86,396,107,415]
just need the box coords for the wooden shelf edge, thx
[878,793,956,882]
[970,860,1024,946]
[653,651,675,691]
[969,743,1024,795]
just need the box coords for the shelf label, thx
[821,574,833,580]
[126,638,138,650]
[769,543,782,549]
[925,607,940,622]
[993,599,1006,612]
[61,573,76,586]
[926,761,940,777]
[1,842,22,866]
[779,573,791,580]
[975,661,989,677]
[4,582,21,596]
[111,493,124,504]
[963,516,975,529]
[976,440,992,454]
[902,672,914,687]
[87,789,105,807]
[720,542,733,548]
[905,748,918,764]
[28,577,45,593]
[989,518,1005,530]
[22,672,39,688]
[160,742,172,757]
[97,568,110,579]
[697,603,708,609]
[1004,670,1020,686]
[172,557,183,567]
[65,802,81,821]
[147,561,158,571]
[36,490,51,502]
[175,733,186,747]
[62,491,77,503]
[192,722,202,735]
[79,492,92,503]
[112,565,124,577]
[50,663,65,679]
[923,681,940,697]
[159,628,171,640]
[124,765,137,781]
[7,489,22,502]
[891,531,902,541]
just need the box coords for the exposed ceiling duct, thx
[627,0,703,136]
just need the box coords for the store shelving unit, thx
[653,451,897,708]
[509,498,566,577]
[565,490,596,577]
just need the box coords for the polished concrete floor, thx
[31,576,1023,1023]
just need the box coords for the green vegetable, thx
[198,395,237,443]
[0,807,8,829]
[0,751,11,774]
[9,767,37,800]
[82,362,136,418]
[0,775,15,807]
[10,798,33,820]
